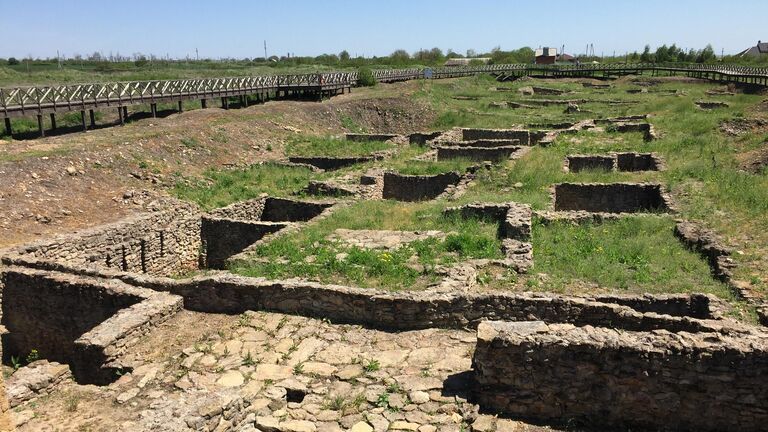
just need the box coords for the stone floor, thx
[12,310,560,432]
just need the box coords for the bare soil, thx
[0,81,433,248]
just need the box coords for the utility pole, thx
[196,47,199,61]
[264,40,268,60]
[57,49,62,69]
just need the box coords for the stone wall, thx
[408,132,442,145]
[0,201,201,277]
[345,133,398,142]
[202,220,287,269]
[436,145,520,162]
[565,155,615,172]
[461,128,531,146]
[0,267,181,384]
[616,152,663,171]
[473,320,768,432]
[201,197,333,268]
[382,171,462,201]
[287,156,376,170]
[566,153,663,172]
[554,183,672,213]
[118,272,735,334]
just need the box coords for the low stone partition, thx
[287,155,377,170]
[444,202,532,271]
[696,100,730,109]
[461,128,531,146]
[436,145,520,162]
[565,155,615,172]
[473,320,768,432]
[0,200,201,277]
[345,133,398,142]
[382,171,462,201]
[408,131,443,145]
[614,122,658,141]
[118,273,739,334]
[202,197,334,269]
[553,183,672,213]
[1,267,182,384]
[566,152,663,172]
[674,221,737,284]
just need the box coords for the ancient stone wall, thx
[408,132,442,145]
[260,198,333,222]
[616,152,662,171]
[202,220,287,269]
[461,128,531,145]
[287,156,376,170]
[118,273,733,334]
[345,133,398,142]
[436,145,520,162]
[566,155,615,172]
[205,197,266,221]
[566,153,662,173]
[0,201,201,277]
[554,183,672,213]
[0,268,181,384]
[474,320,768,432]
[382,171,461,201]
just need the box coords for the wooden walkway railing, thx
[2,63,767,136]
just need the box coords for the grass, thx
[230,200,503,290]
[171,162,316,210]
[528,216,733,298]
[416,74,768,295]
[285,135,392,157]
[387,158,476,176]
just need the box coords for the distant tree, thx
[466,49,477,58]
[389,49,410,64]
[640,45,652,62]
[446,49,462,59]
[697,44,716,63]
[339,50,350,62]
[7,57,19,65]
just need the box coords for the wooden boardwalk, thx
[2,63,767,137]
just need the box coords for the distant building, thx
[444,58,491,67]
[738,40,768,57]
[557,53,577,63]
[535,47,558,64]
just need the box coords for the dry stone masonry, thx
[553,182,673,213]
[474,320,768,432]
[565,152,664,172]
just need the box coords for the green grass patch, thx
[230,200,503,290]
[530,216,732,298]
[285,135,392,157]
[171,163,315,210]
[388,158,476,176]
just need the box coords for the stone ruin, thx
[565,152,664,172]
[553,182,673,213]
[1,125,766,432]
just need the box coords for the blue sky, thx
[1,0,766,59]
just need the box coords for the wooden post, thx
[222,97,229,109]
[122,106,128,120]
[201,99,207,109]
[3,118,11,136]
[178,100,183,113]
[241,95,247,107]
[89,109,96,127]
[50,113,57,130]
[118,107,124,125]
[80,110,87,131]
[151,103,157,118]
[37,114,45,137]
